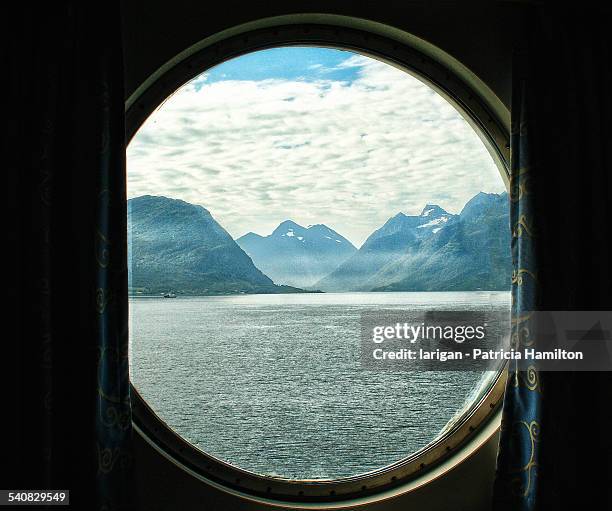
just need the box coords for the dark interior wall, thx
[122,0,525,112]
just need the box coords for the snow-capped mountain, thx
[236,220,357,288]
[315,204,456,291]
[316,192,510,292]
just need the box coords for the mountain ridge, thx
[128,191,510,295]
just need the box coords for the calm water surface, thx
[130,291,509,479]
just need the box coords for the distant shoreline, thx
[128,289,510,298]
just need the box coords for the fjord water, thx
[130,291,510,480]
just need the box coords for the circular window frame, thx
[127,21,510,505]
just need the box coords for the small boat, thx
[163,292,177,298]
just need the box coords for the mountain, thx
[316,192,510,292]
[127,196,303,295]
[236,221,357,288]
[315,203,456,291]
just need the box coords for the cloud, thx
[127,50,504,247]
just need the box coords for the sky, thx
[127,46,505,247]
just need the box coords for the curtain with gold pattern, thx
[493,6,612,510]
[493,60,541,510]
[13,5,133,510]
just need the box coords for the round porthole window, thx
[127,23,510,501]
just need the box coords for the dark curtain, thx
[494,5,612,511]
[10,5,133,510]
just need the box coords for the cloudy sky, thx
[127,47,504,247]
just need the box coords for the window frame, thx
[126,21,510,504]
